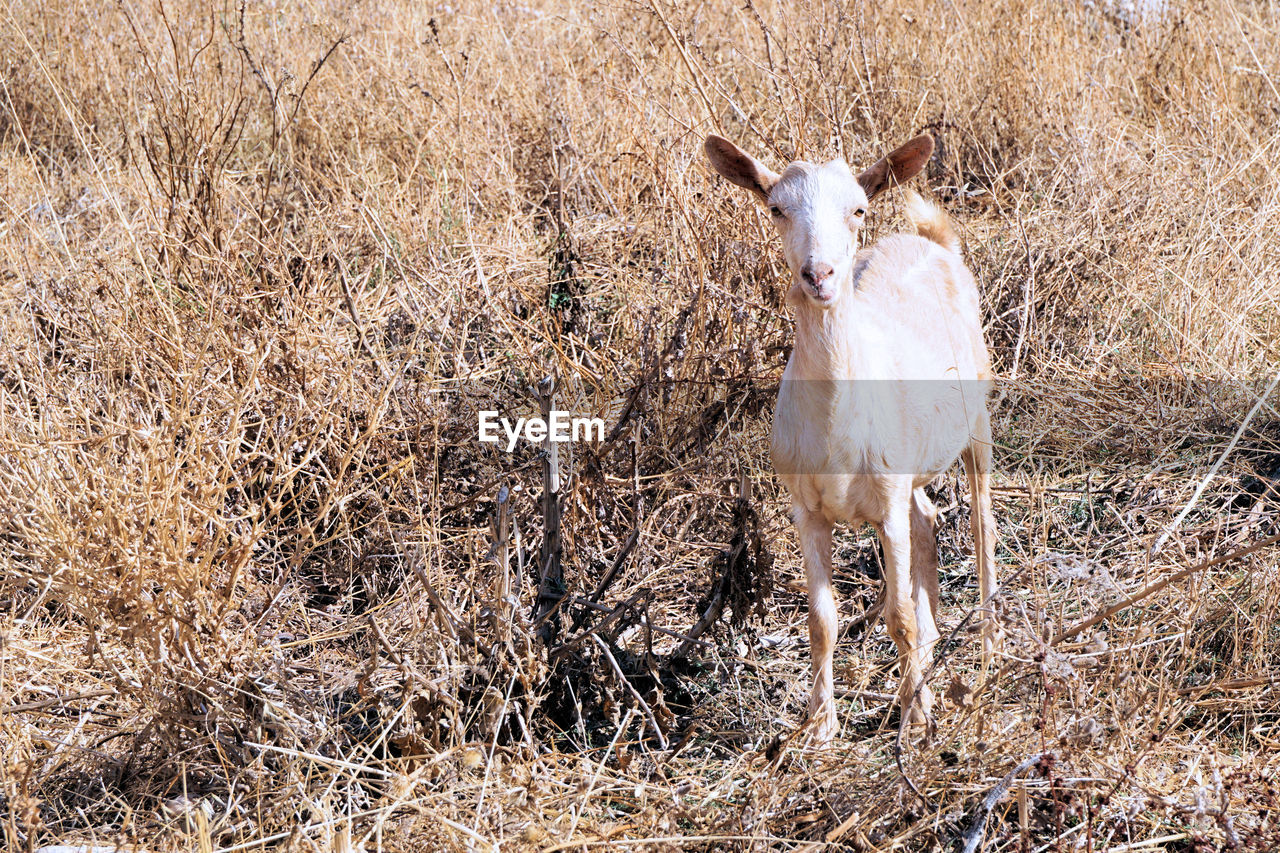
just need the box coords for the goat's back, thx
[848,232,988,383]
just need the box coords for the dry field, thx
[4,0,1280,849]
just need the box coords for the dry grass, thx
[3,0,1280,849]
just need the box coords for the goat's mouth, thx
[803,282,838,307]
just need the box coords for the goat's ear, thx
[855,134,934,199]
[705,135,779,202]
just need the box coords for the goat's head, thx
[704,134,934,309]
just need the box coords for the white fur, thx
[706,135,999,744]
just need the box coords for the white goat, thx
[705,133,997,743]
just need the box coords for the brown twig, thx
[958,754,1050,853]
[533,376,565,646]
[570,596,714,650]
[1052,531,1280,646]
[593,635,668,750]
[1,690,116,715]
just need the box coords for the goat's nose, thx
[801,261,835,288]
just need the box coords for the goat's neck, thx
[787,288,867,382]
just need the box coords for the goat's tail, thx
[903,190,960,254]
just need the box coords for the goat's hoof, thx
[982,634,1003,663]
[899,703,936,743]
[978,619,1004,656]
[899,682,934,720]
[805,705,839,748]
[897,683,935,738]
[901,701,930,728]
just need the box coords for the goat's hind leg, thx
[795,506,839,744]
[909,487,941,665]
[962,410,999,666]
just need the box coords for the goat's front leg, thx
[880,481,933,728]
[795,506,838,744]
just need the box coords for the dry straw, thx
[2,0,1280,849]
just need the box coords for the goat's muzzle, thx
[800,261,836,303]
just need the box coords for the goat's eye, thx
[854,208,866,218]
[769,205,784,218]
